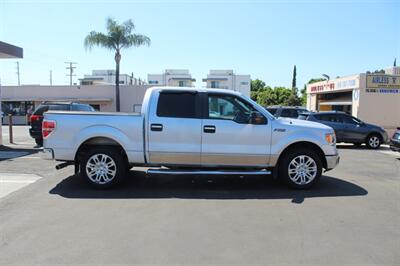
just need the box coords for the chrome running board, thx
[146,169,271,175]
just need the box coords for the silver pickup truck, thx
[42,87,339,189]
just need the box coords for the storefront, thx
[0,41,23,145]
[307,67,400,136]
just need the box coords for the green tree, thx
[84,17,150,111]
[251,79,266,92]
[291,65,297,89]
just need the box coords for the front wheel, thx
[80,147,127,189]
[278,149,322,189]
[366,134,381,149]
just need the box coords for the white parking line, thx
[0,173,43,199]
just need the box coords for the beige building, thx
[1,84,151,125]
[306,66,400,136]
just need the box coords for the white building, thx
[79,70,138,85]
[202,70,250,97]
[147,69,196,87]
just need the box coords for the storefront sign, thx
[366,74,400,88]
[366,88,399,94]
[309,82,335,93]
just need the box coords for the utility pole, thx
[16,62,20,86]
[49,70,53,86]
[65,62,77,85]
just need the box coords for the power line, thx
[65,62,77,85]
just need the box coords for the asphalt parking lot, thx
[0,126,399,265]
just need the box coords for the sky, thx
[0,0,399,88]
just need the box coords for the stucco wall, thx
[358,88,400,136]
[1,85,152,113]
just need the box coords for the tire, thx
[366,134,381,149]
[80,147,127,189]
[278,148,322,189]
[35,138,43,146]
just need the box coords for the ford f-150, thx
[42,87,339,189]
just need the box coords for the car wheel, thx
[35,138,43,146]
[80,147,127,189]
[279,148,322,189]
[366,134,381,149]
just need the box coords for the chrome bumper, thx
[325,154,340,171]
[41,148,54,160]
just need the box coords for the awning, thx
[0,41,23,58]
[319,101,352,106]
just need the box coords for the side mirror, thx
[250,111,267,125]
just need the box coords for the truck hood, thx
[276,117,333,132]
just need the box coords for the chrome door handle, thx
[204,125,216,133]
[151,124,163,131]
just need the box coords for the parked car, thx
[42,87,339,190]
[29,102,95,146]
[298,111,388,149]
[389,128,400,152]
[266,106,308,118]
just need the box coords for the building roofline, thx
[0,41,23,58]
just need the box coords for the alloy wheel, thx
[288,155,317,185]
[85,153,117,185]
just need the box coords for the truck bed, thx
[44,111,144,163]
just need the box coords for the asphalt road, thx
[0,145,399,265]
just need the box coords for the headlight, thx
[325,133,336,145]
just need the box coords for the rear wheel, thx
[80,147,127,189]
[278,148,322,189]
[366,134,381,149]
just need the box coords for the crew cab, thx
[42,87,339,189]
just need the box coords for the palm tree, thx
[84,17,150,111]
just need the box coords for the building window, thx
[149,80,159,84]
[178,81,185,87]
[211,81,219,88]
[240,81,249,85]
[119,81,125,84]
[1,101,35,116]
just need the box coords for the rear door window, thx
[157,92,199,118]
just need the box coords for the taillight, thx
[30,115,42,122]
[42,120,56,138]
